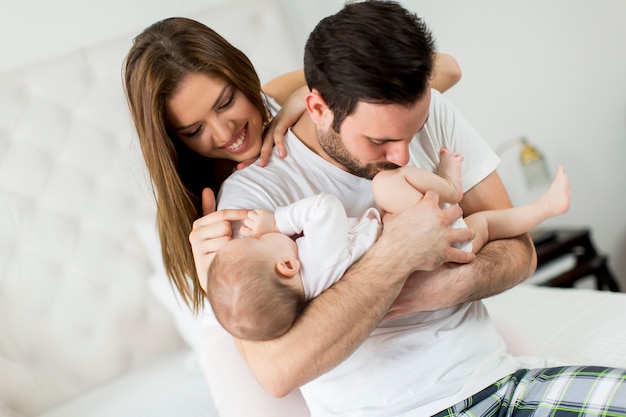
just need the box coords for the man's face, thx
[318,89,431,179]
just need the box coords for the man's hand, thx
[382,171,537,320]
[384,232,535,320]
[378,190,475,276]
[189,188,249,290]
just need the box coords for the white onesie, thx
[274,192,381,300]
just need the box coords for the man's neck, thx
[290,112,320,154]
[290,113,347,172]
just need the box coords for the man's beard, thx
[317,127,399,179]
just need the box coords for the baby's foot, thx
[543,165,571,216]
[438,148,464,201]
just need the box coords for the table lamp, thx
[497,136,551,189]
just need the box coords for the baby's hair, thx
[207,239,306,340]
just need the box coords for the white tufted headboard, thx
[0,35,180,416]
[0,0,301,415]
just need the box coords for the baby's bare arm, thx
[372,163,462,215]
[372,149,463,214]
[240,209,278,237]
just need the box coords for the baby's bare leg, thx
[539,165,571,216]
[436,148,463,202]
[463,215,489,254]
[464,166,571,253]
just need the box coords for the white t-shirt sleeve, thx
[413,89,500,192]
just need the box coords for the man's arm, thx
[234,192,475,397]
[384,171,537,319]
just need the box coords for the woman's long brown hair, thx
[123,17,270,312]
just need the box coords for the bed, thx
[1,1,624,416]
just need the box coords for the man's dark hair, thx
[304,0,436,132]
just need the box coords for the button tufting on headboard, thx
[0,25,182,417]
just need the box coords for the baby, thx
[207,149,571,341]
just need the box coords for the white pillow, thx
[147,274,207,350]
[135,220,208,349]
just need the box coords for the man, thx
[192,1,626,416]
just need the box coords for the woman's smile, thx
[220,123,250,154]
[165,73,263,161]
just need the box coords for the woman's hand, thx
[189,188,249,289]
[236,86,308,170]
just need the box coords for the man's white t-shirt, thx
[216,89,520,416]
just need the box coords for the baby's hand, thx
[240,209,278,237]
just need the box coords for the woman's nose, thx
[206,116,232,147]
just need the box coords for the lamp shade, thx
[520,140,550,189]
[497,137,551,189]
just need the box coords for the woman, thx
[124,16,462,417]
[124,16,461,314]
[124,17,303,312]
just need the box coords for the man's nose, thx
[386,143,410,167]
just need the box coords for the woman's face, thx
[165,73,264,162]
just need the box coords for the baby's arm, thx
[240,209,278,237]
[240,193,344,238]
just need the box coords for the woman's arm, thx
[261,68,306,105]
[384,171,537,320]
[430,53,462,93]
[262,55,462,100]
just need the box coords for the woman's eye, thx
[184,127,201,138]
[218,93,235,111]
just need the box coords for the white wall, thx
[3,0,625,287]
[0,0,223,73]
[407,0,626,289]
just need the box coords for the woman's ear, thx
[304,89,334,130]
[275,258,301,279]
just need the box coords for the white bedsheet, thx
[34,284,626,417]
[36,351,217,417]
[485,284,626,369]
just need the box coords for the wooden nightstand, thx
[531,228,621,291]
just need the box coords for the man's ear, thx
[304,89,334,130]
[275,258,301,279]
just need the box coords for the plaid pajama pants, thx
[433,366,626,417]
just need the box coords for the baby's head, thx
[206,235,305,340]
